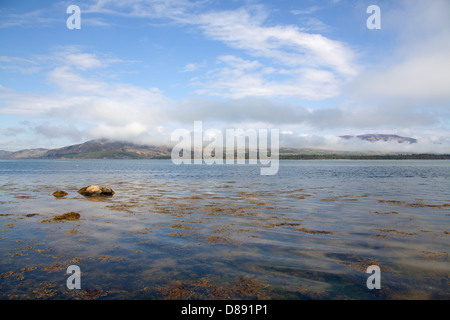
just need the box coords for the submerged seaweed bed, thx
[0,160,449,300]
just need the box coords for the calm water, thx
[0,160,449,299]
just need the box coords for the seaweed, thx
[296,228,334,235]
[157,276,268,300]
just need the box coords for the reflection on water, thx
[0,160,449,299]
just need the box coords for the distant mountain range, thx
[0,135,448,160]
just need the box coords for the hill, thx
[0,140,171,159]
[43,139,171,159]
[0,148,48,159]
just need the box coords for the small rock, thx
[41,212,80,223]
[78,185,115,197]
[52,191,68,198]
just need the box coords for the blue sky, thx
[0,0,449,152]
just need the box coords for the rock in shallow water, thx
[78,185,115,197]
[53,212,80,221]
[52,190,68,198]
[41,212,80,223]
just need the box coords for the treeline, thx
[38,150,450,160]
[279,153,450,160]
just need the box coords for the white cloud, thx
[178,6,357,99]
[348,0,450,104]
[0,56,36,64]
[47,66,108,93]
[83,0,199,20]
[32,123,84,141]
[193,7,357,76]
[0,49,172,144]
[0,55,42,74]
[0,53,444,147]
[191,55,341,100]
[181,63,199,72]
[350,50,450,103]
[82,2,358,100]
[278,131,450,154]
[291,6,320,15]
[0,9,58,28]
[64,53,105,70]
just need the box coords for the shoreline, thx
[1,156,450,161]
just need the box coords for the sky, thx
[0,0,449,153]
